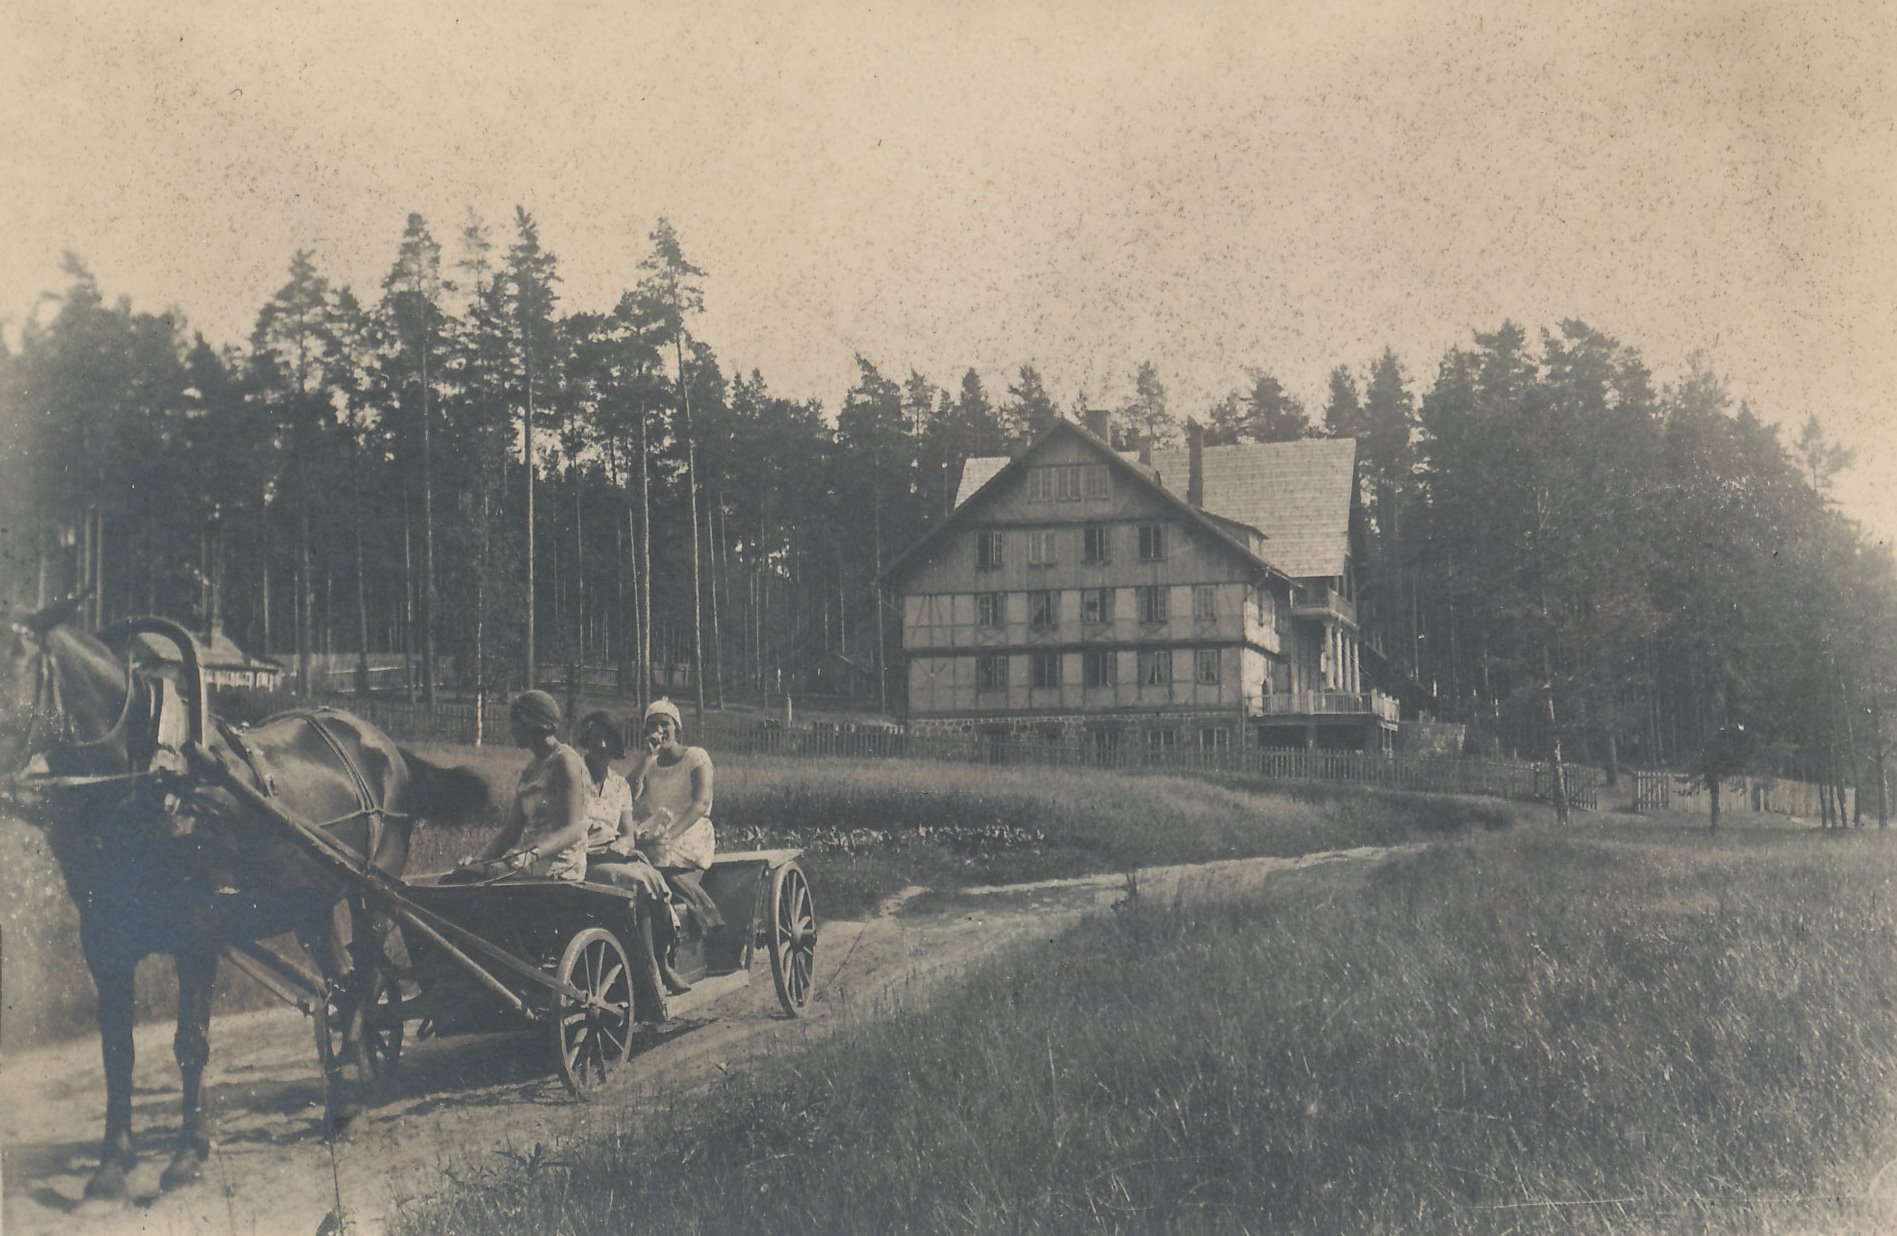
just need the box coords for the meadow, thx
[0,748,1498,1046]
[393,824,1897,1236]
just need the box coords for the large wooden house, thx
[882,413,1398,753]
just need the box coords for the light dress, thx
[581,770,635,851]
[511,743,589,882]
[635,746,716,870]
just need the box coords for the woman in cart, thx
[465,692,673,1018]
[574,710,693,997]
[466,690,589,879]
[626,699,725,968]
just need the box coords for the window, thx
[1083,648,1115,687]
[1199,727,1231,751]
[1195,647,1221,684]
[976,653,1008,691]
[1193,584,1217,621]
[1028,529,1059,567]
[976,530,1004,569]
[1252,584,1276,627]
[1029,590,1058,629]
[1028,465,1104,502]
[1080,588,1113,625]
[1138,522,1167,561]
[1148,728,1177,750]
[977,592,1005,628]
[1031,651,1061,689]
[1140,649,1173,686]
[1082,523,1110,563]
[1137,585,1169,625]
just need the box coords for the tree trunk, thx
[1875,692,1888,828]
[352,452,371,696]
[524,340,537,691]
[707,485,725,710]
[1540,645,1569,826]
[402,480,416,702]
[638,404,653,712]
[677,337,706,733]
[420,311,438,706]
[295,480,311,698]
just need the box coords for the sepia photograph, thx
[4,1,1896,1231]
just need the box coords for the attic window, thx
[1028,464,1107,502]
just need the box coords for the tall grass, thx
[2,750,1507,1048]
[394,826,1897,1235]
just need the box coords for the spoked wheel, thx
[768,861,817,1016]
[551,928,635,1098]
[317,954,404,1082]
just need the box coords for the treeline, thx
[0,211,1890,814]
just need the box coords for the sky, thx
[6,0,1895,541]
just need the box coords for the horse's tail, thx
[397,749,493,828]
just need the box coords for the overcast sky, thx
[6,0,1894,541]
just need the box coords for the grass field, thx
[392,824,1897,1236]
[1,749,1503,1047]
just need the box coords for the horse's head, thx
[0,594,101,779]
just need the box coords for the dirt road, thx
[2,846,1404,1235]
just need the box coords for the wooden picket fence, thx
[1631,768,1852,821]
[283,694,1596,812]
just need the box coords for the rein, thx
[32,639,139,751]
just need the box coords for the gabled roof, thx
[1148,438,1358,579]
[883,418,1287,586]
[944,433,1360,581]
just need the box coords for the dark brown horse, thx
[0,598,483,1199]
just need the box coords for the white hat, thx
[644,698,682,727]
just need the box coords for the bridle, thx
[4,620,139,785]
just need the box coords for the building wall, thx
[898,442,1290,718]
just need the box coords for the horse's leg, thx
[159,936,218,1190]
[305,897,367,1131]
[83,955,139,1199]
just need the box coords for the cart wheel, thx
[768,861,818,1016]
[551,927,635,1098]
[318,956,404,1082]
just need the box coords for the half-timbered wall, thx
[897,436,1291,719]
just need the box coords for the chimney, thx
[1082,408,1111,441]
[1137,434,1152,467]
[1186,419,1204,508]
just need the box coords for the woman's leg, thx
[584,861,670,1022]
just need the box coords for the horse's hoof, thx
[159,1148,206,1191]
[84,1160,132,1199]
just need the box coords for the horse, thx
[0,596,486,1199]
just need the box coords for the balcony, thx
[1290,583,1356,624]
[1257,689,1399,723]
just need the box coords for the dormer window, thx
[1027,464,1109,503]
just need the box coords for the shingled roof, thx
[888,419,1289,586]
[951,435,1359,580]
[1147,438,1358,579]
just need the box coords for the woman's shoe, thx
[658,958,694,995]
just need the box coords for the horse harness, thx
[16,635,403,873]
